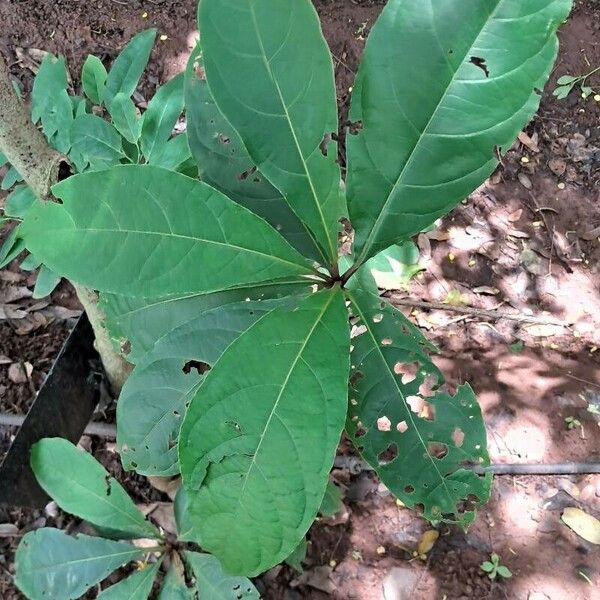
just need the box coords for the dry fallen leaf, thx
[518,172,533,189]
[472,286,499,296]
[0,523,19,537]
[8,361,33,384]
[508,208,523,223]
[417,529,439,555]
[291,566,335,594]
[523,323,565,338]
[518,131,540,153]
[146,476,180,500]
[561,507,600,544]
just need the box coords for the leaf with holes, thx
[179,288,350,575]
[198,0,345,264]
[20,165,315,297]
[185,42,320,261]
[347,0,572,262]
[101,280,310,363]
[345,287,492,524]
[118,299,295,475]
[185,552,260,599]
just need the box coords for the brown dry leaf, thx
[146,475,180,500]
[0,286,33,304]
[523,323,565,337]
[417,529,439,555]
[417,233,431,260]
[518,131,540,153]
[561,507,600,544]
[8,361,33,384]
[291,566,336,594]
[14,47,50,73]
[0,523,19,537]
[508,209,523,223]
[0,271,26,283]
[320,502,350,527]
[581,226,600,241]
[144,502,177,535]
[14,313,48,335]
[0,355,12,365]
[507,229,530,239]
[0,304,28,320]
[518,172,532,190]
[472,286,499,296]
[425,229,450,241]
[548,157,567,176]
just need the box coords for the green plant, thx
[14,437,260,599]
[0,29,190,297]
[565,415,582,430]
[10,0,570,586]
[553,65,600,100]
[480,553,513,580]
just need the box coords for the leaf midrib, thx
[247,0,337,263]
[357,0,503,263]
[347,291,454,504]
[48,225,314,276]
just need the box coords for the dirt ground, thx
[1,0,600,599]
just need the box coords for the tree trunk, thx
[0,53,131,394]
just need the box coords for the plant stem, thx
[0,55,66,199]
[0,53,132,394]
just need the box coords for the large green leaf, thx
[103,28,157,108]
[141,73,185,163]
[102,280,310,363]
[185,43,321,262]
[82,55,108,105]
[70,114,126,170]
[14,529,143,600]
[21,165,315,297]
[118,299,292,475]
[179,288,350,575]
[31,438,159,539]
[345,287,492,524]
[199,0,344,264]
[347,0,572,262]
[97,561,160,599]
[185,552,260,599]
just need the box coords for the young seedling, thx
[553,65,600,100]
[565,415,582,430]
[480,553,513,580]
[14,438,260,599]
[6,0,571,586]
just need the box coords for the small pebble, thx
[376,546,386,555]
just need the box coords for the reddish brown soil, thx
[1,1,600,599]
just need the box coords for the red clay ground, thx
[1,1,599,598]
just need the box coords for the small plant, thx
[14,438,260,599]
[480,553,513,580]
[0,29,190,297]
[565,415,582,430]
[553,65,600,100]
[3,0,572,590]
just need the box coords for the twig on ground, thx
[391,298,568,326]
[0,413,117,439]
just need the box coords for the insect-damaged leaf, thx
[21,165,314,298]
[199,0,345,263]
[185,552,260,599]
[347,0,572,262]
[345,287,491,525]
[15,529,143,600]
[179,288,350,575]
[185,42,321,262]
[118,299,297,476]
[102,279,311,363]
[31,438,158,539]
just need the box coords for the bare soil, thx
[1,0,600,599]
